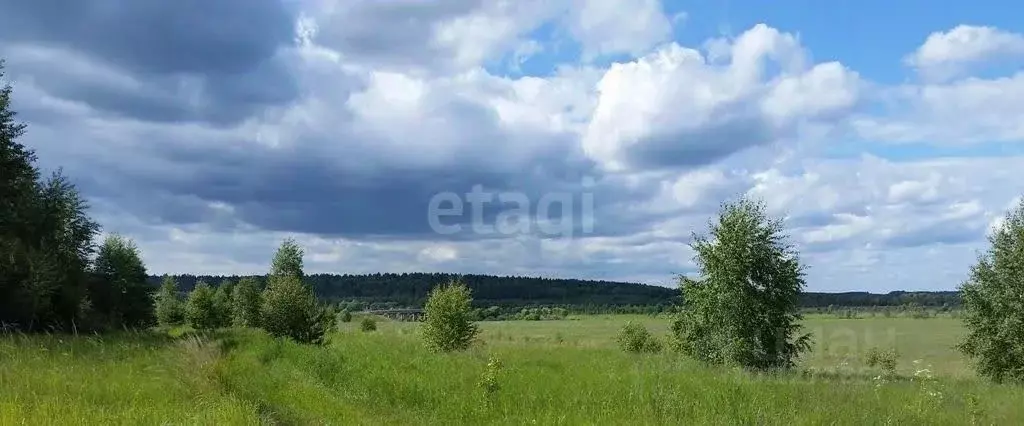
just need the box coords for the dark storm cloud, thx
[0,0,299,125]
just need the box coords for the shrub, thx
[479,356,502,406]
[359,316,377,332]
[672,198,811,370]
[865,347,898,377]
[339,309,353,323]
[959,197,1024,383]
[421,279,479,352]
[617,321,662,353]
[154,275,184,326]
[185,282,219,330]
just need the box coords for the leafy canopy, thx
[672,197,810,370]
[959,197,1024,383]
[421,279,479,352]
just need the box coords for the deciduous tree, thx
[671,197,810,370]
[959,198,1024,383]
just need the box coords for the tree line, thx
[1,63,152,332]
[146,273,962,311]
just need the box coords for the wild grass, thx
[2,315,1021,425]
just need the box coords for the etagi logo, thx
[427,178,595,237]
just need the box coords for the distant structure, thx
[360,309,424,322]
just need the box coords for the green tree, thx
[259,239,333,344]
[421,279,479,352]
[185,281,219,330]
[232,277,262,328]
[260,275,330,344]
[271,238,303,280]
[212,280,235,328]
[154,275,184,326]
[90,234,152,328]
[959,198,1024,383]
[0,62,100,331]
[671,198,810,370]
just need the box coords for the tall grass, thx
[2,316,1023,424]
[0,330,257,425]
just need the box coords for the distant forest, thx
[147,273,960,312]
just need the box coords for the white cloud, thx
[853,71,1024,144]
[581,24,861,172]
[906,25,1024,81]
[567,0,674,60]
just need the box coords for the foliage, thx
[359,316,377,332]
[90,234,153,328]
[150,272,963,314]
[479,356,502,407]
[185,282,220,330]
[270,238,303,280]
[212,280,235,328]
[339,309,353,323]
[0,64,103,331]
[865,347,899,378]
[421,280,480,352]
[672,198,810,370]
[231,277,262,328]
[259,240,333,344]
[616,321,663,353]
[959,198,1024,383]
[154,275,184,326]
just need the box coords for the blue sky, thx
[2,0,1023,292]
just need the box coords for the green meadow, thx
[2,314,1021,425]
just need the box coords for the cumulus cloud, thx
[905,25,1024,81]
[582,24,861,172]
[2,2,1023,292]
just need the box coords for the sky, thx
[2,0,1023,292]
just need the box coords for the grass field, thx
[2,315,1021,425]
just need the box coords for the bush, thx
[421,280,479,352]
[339,309,353,323]
[959,197,1024,383]
[865,347,898,377]
[359,316,377,332]
[672,198,811,370]
[617,321,662,353]
[154,275,184,326]
[185,282,219,330]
